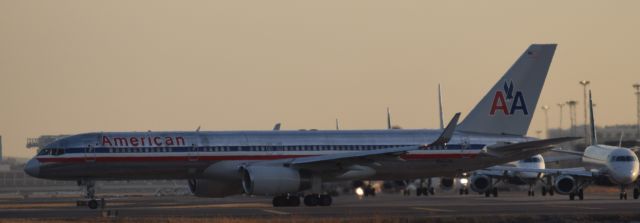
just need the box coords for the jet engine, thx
[241,166,312,195]
[439,177,457,191]
[553,175,576,195]
[470,175,492,193]
[188,179,243,198]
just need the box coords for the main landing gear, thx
[272,194,332,207]
[76,180,105,209]
[541,186,554,196]
[568,188,584,200]
[619,185,628,200]
[540,175,554,196]
[416,178,435,196]
[527,184,536,197]
[484,187,498,197]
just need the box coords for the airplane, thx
[470,154,549,197]
[24,44,578,209]
[485,90,640,200]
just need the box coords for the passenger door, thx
[188,144,199,162]
[85,145,96,162]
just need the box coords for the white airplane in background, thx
[25,44,578,209]
[470,154,548,197]
[488,91,640,200]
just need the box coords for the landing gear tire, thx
[484,191,490,197]
[465,188,469,195]
[549,188,554,196]
[578,189,584,200]
[542,187,547,196]
[87,199,98,210]
[319,195,332,206]
[620,192,628,200]
[492,188,498,197]
[459,188,464,195]
[633,188,639,200]
[364,186,376,197]
[569,193,575,200]
[429,187,435,195]
[304,194,319,207]
[287,196,300,206]
[416,187,423,196]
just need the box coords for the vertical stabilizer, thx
[589,90,597,145]
[387,107,392,130]
[458,44,557,136]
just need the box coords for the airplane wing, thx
[550,148,585,156]
[286,113,461,167]
[544,154,582,163]
[484,137,581,157]
[484,166,594,177]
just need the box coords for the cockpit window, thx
[612,156,636,162]
[37,149,51,156]
[523,157,541,163]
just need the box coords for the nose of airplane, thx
[24,158,40,178]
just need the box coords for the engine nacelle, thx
[439,178,457,191]
[188,179,243,198]
[470,175,492,193]
[241,166,312,195]
[553,175,577,195]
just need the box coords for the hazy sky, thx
[1,1,639,158]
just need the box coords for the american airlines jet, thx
[25,44,576,209]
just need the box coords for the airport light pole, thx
[634,83,640,139]
[541,105,550,138]
[557,103,565,135]
[580,80,590,145]
[567,100,578,137]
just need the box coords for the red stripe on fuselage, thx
[36,154,479,163]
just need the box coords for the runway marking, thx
[0,203,73,209]
[546,205,604,210]
[412,207,456,212]
[261,209,290,215]
[152,202,270,209]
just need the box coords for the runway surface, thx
[1,191,639,221]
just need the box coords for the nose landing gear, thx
[76,180,106,209]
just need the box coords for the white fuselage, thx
[24,130,544,182]
[582,145,639,185]
[508,154,545,182]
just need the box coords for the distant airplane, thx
[25,44,576,209]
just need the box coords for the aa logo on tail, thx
[490,81,528,115]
